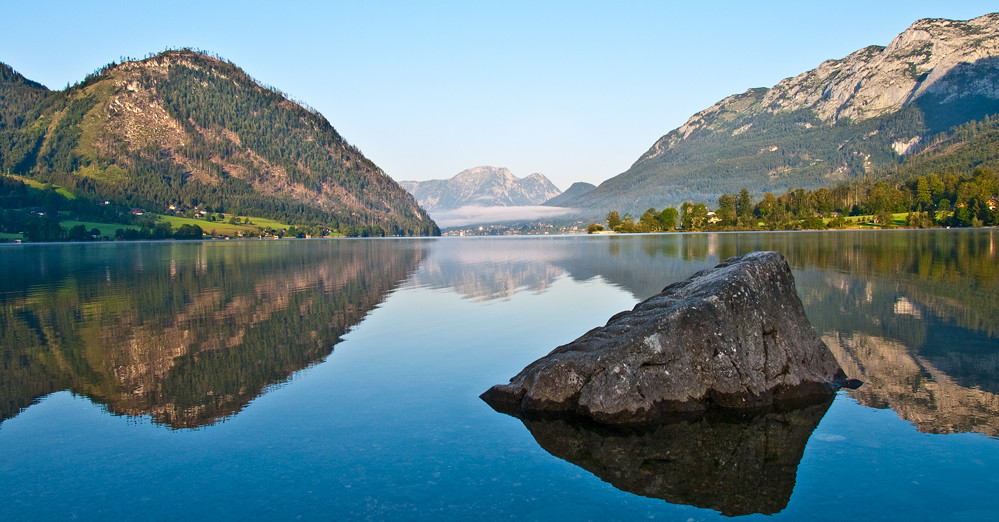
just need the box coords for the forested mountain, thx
[0,50,439,236]
[542,181,595,206]
[554,13,999,215]
[400,166,561,211]
[0,64,48,135]
[893,114,999,178]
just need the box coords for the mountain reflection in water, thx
[417,230,998,438]
[489,401,832,517]
[2,230,995,438]
[0,240,424,429]
[1,231,997,520]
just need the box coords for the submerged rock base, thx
[481,251,847,424]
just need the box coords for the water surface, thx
[1,231,997,520]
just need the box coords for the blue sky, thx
[3,1,996,190]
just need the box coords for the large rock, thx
[481,251,846,423]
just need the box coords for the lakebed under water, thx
[1,230,997,520]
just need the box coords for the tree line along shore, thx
[588,167,998,233]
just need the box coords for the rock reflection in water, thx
[491,400,833,517]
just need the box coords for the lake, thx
[1,230,997,520]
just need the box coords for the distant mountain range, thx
[554,13,999,214]
[0,50,438,236]
[400,166,562,211]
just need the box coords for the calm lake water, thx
[1,230,997,520]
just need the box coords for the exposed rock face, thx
[399,166,562,211]
[481,251,844,423]
[647,13,999,156]
[557,13,999,214]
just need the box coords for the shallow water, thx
[1,230,997,520]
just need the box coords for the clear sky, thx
[3,1,996,190]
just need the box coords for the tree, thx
[716,194,737,227]
[812,187,834,216]
[68,224,90,241]
[681,202,709,231]
[736,188,755,226]
[606,211,621,229]
[615,218,639,233]
[875,209,895,228]
[929,173,945,202]
[658,207,678,231]
[586,223,604,233]
[152,221,173,238]
[758,192,785,230]
[915,177,932,208]
[638,208,661,232]
[680,202,693,230]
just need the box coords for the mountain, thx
[556,13,999,214]
[893,114,999,178]
[542,181,595,206]
[400,166,561,211]
[0,50,438,236]
[0,63,48,134]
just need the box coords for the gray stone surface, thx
[481,251,845,423]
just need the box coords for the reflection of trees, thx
[559,230,998,341]
[713,230,998,337]
[492,401,832,517]
[411,231,997,437]
[0,240,423,428]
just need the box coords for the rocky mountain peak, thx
[569,12,999,215]
[759,12,999,123]
[645,13,999,161]
[452,166,518,185]
[401,167,562,211]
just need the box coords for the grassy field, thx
[157,214,291,236]
[11,175,76,200]
[841,212,932,228]
[60,220,140,237]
